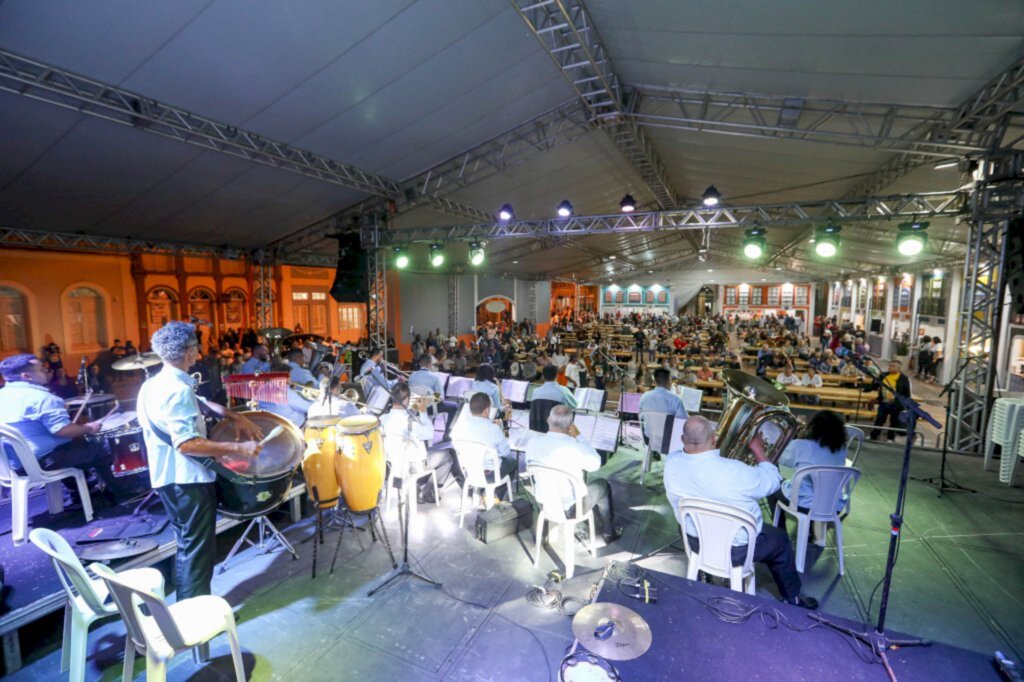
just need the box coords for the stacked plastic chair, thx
[1005,427,1024,486]
[982,397,1024,473]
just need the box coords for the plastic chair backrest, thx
[640,411,676,455]
[451,439,498,487]
[0,423,45,480]
[678,498,757,576]
[527,464,586,523]
[91,563,188,653]
[791,465,861,519]
[382,429,424,474]
[846,426,864,465]
[529,399,561,433]
[28,528,110,615]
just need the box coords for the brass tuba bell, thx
[716,369,800,466]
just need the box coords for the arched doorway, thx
[220,288,248,332]
[189,288,217,328]
[476,296,514,329]
[0,285,31,357]
[147,287,179,330]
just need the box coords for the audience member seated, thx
[450,393,517,501]
[525,406,621,543]
[663,416,817,608]
[775,364,802,387]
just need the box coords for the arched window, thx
[64,286,108,349]
[147,287,179,330]
[0,286,30,356]
[189,288,216,327]
[221,288,247,330]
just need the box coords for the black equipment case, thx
[474,498,533,544]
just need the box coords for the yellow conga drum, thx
[335,415,385,513]
[302,424,341,509]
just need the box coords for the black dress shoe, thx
[602,527,623,544]
[787,595,819,610]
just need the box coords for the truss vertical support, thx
[528,282,538,325]
[448,275,459,336]
[367,225,388,357]
[950,154,1023,453]
[253,252,275,329]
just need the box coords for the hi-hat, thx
[78,537,158,561]
[305,415,340,428]
[112,353,162,371]
[571,603,652,661]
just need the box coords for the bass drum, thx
[334,415,385,513]
[208,411,303,519]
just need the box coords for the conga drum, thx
[303,423,341,509]
[334,415,385,513]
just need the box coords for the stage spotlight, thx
[814,220,841,258]
[429,243,445,267]
[742,226,766,260]
[498,204,514,221]
[701,185,722,207]
[619,194,637,213]
[393,247,410,269]
[557,200,574,218]
[897,220,929,256]
[469,242,485,266]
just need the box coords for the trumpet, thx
[289,381,322,401]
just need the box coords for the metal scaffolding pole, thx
[448,275,459,337]
[255,259,275,329]
[950,153,1023,452]
[366,224,388,358]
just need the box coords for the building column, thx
[848,280,858,326]
[882,279,895,359]
[807,283,816,336]
[175,255,188,320]
[130,254,149,345]
[861,278,871,332]
[909,274,923,342]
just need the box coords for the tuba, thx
[716,369,800,466]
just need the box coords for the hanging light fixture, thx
[393,247,410,269]
[701,185,722,207]
[497,204,514,221]
[742,226,766,260]
[814,220,841,258]
[468,242,485,266]
[556,200,574,218]
[896,220,929,256]
[429,243,445,267]
[619,194,636,213]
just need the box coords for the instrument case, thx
[474,498,533,544]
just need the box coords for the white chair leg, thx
[431,472,439,506]
[12,478,29,546]
[121,637,136,682]
[834,518,845,576]
[983,440,995,471]
[458,483,469,528]
[565,523,575,579]
[533,514,546,568]
[61,604,72,673]
[813,521,828,548]
[746,572,756,595]
[145,653,167,682]
[728,567,742,593]
[794,516,809,573]
[226,619,246,682]
[73,472,94,522]
[588,517,597,558]
[685,552,700,581]
[640,448,651,485]
[67,608,90,682]
[46,481,65,514]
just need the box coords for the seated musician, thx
[664,416,817,609]
[449,392,517,501]
[639,368,687,439]
[359,348,392,393]
[380,382,463,504]
[767,410,849,533]
[468,363,503,411]
[239,344,271,374]
[409,355,458,440]
[259,358,314,426]
[287,349,316,386]
[532,365,578,408]
[0,354,118,504]
[525,406,621,544]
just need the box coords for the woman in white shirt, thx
[800,366,823,405]
[769,410,848,532]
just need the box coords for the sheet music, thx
[429,371,450,393]
[508,408,530,445]
[500,379,529,403]
[453,402,498,429]
[446,376,473,399]
[509,427,544,451]
[680,387,703,413]
[366,386,391,413]
[573,414,620,452]
[573,387,605,412]
[618,392,642,413]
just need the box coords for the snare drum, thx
[335,415,385,513]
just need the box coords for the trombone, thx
[291,381,375,409]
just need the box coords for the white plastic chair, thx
[984,398,1024,471]
[1001,427,1024,486]
[639,411,677,485]
[28,528,164,682]
[846,426,865,467]
[0,424,94,546]
[528,464,595,579]
[772,465,861,575]
[382,432,439,520]
[678,498,757,595]
[92,563,245,682]
[451,439,515,528]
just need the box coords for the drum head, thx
[66,394,115,408]
[337,414,380,434]
[209,411,303,480]
[98,411,137,433]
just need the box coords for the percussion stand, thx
[219,514,299,574]
[365,484,440,596]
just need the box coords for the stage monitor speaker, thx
[1007,218,1024,315]
[329,232,368,303]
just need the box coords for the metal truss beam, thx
[273,100,592,254]
[367,191,964,245]
[366,232,388,355]
[950,156,1022,453]
[511,0,679,212]
[629,86,998,156]
[0,48,404,199]
[0,226,335,267]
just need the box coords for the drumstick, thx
[71,388,92,423]
[259,425,285,447]
[97,402,120,427]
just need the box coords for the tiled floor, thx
[8,434,1024,681]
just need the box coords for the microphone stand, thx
[809,354,939,677]
[911,358,976,496]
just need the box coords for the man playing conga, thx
[137,321,263,603]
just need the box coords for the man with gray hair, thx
[137,321,263,603]
[663,415,816,609]
[524,405,620,544]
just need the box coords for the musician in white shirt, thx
[564,355,581,389]
[449,393,518,500]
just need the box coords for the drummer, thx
[0,354,118,505]
[136,321,263,604]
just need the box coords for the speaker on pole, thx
[329,232,368,303]
[1007,217,1024,315]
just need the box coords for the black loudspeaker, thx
[329,232,368,303]
[1007,218,1024,315]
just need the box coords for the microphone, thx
[189,316,212,327]
[77,356,87,388]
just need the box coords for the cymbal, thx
[571,603,652,661]
[260,327,293,340]
[305,415,340,428]
[112,353,162,371]
[78,537,158,561]
[66,393,116,406]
